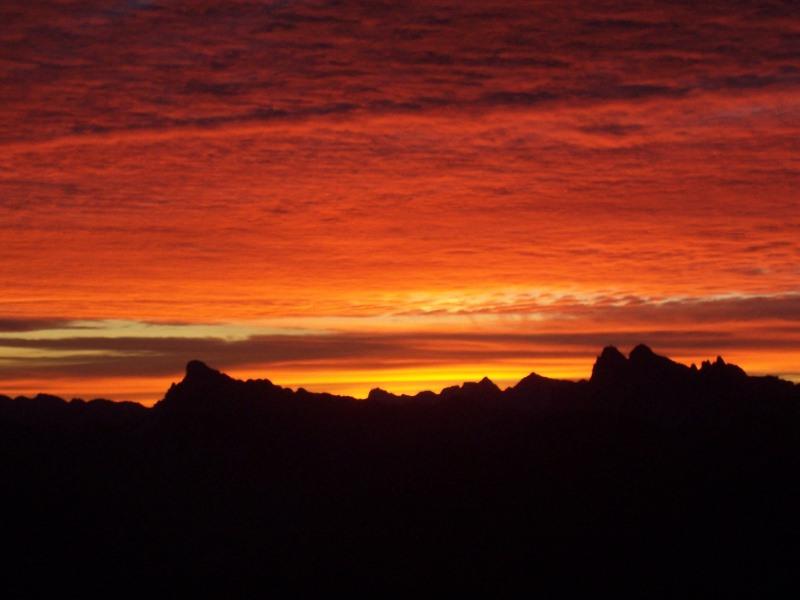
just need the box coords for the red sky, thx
[1,1,798,403]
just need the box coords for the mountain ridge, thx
[3,343,800,591]
[1,344,796,416]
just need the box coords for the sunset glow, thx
[1,1,798,401]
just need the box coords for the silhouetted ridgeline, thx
[2,345,799,593]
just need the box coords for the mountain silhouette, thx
[2,345,799,593]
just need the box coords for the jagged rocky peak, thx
[159,360,238,409]
[591,345,629,383]
[478,376,499,390]
[367,387,395,402]
[184,360,228,383]
[515,371,548,386]
[462,376,501,395]
[629,344,656,361]
[592,344,693,385]
[181,359,272,388]
[438,376,501,400]
[701,356,729,369]
[629,343,680,369]
[513,370,573,391]
[600,345,628,363]
[700,355,747,380]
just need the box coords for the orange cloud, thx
[1,1,798,399]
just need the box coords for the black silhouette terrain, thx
[2,345,799,593]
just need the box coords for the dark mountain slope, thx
[1,346,799,593]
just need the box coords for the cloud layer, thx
[1,1,798,399]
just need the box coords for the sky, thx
[1,0,798,403]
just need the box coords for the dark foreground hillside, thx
[2,345,799,594]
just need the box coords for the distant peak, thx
[700,355,746,380]
[158,361,237,410]
[442,376,501,399]
[473,377,500,393]
[186,359,210,372]
[183,360,231,385]
[701,356,730,369]
[629,344,655,360]
[367,387,393,401]
[600,346,626,361]
[591,345,629,384]
[186,360,216,377]
[515,371,548,387]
